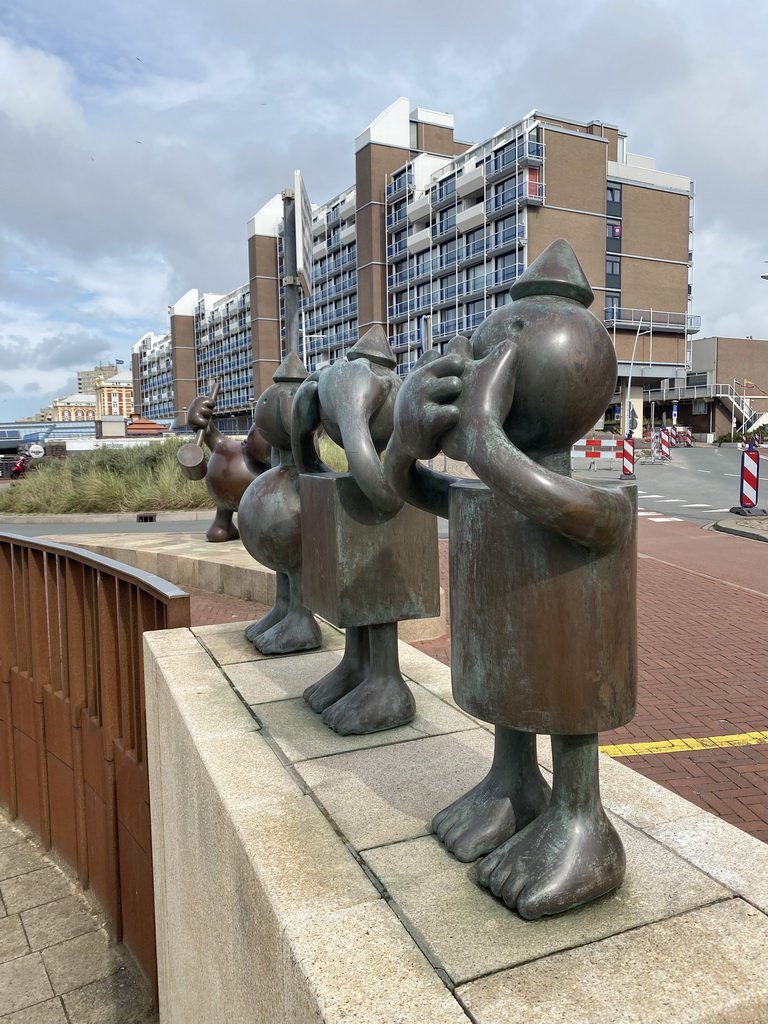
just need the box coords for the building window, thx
[606,220,622,253]
[604,291,621,320]
[606,257,621,286]
[606,184,622,217]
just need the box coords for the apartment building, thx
[134,98,698,430]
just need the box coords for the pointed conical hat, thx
[510,239,594,307]
[272,350,308,383]
[346,325,396,369]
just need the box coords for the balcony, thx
[430,180,457,211]
[456,204,486,234]
[456,163,486,198]
[326,208,341,228]
[406,228,431,255]
[386,172,413,200]
[386,208,408,231]
[406,193,430,224]
[387,239,408,260]
[604,308,702,334]
[431,310,488,339]
[327,232,342,252]
[485,140,544,182]
[431,216,457,240]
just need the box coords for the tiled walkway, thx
[0,811,156,1023]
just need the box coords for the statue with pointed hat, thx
[236,352,322,654]
[385,240,637,918]
[292,326,440,734]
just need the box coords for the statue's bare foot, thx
[433,767,550,863]
[254,607,322,655]
[305,661,365,712]
[205,520,239,544]
[321,673,415,735]
[245,605,284,645]
[476,805,625,918]
[245,575,290,646]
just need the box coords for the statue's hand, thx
[391,350,466,461]
[187,395,215,432]
[441,340,518,464]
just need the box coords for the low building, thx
[642,336,768,439]
[52,394,97,422]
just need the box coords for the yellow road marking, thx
[600,730,768,757]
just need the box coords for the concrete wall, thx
[146,627,768,1024]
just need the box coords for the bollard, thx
[659,429,671,460]
[729,449,767,516]
[622,438,635,479]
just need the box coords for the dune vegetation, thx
[0,436,349,515]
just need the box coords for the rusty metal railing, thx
[0,532,190,994]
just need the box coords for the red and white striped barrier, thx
[659,429,671,459]
[622,438,635,477]
[572,439,622,462]
[740,450,759,509]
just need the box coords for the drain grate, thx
[136,513,157,523]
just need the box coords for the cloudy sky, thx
[1,0,767,420]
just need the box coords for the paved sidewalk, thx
[0,810,156,1023]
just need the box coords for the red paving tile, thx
[185,521,768,844]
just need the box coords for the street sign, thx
[672,403,678,426]
[28,444,44,459]
[294,170,313,297]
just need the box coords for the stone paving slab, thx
[457,899,768,1024]
[0,810,156,1023]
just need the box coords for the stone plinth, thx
[145,626,768,1024]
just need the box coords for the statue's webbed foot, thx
[476,805,625,918]
[321,673,415,735]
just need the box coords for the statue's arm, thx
[187,395,225,452]
[383,350,466,519]
[290,375,328,475]
[472,427,630,552]
[444,339,629,552]
[384,445,453,518]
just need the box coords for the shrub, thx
[0,440,215,515]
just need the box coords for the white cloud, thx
[1,0,768,424]
[0,36,84,134]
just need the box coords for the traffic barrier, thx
[680,426,693,447]
[740,450,759,508]
[622,438,635,477]
[659,429,671,459]
[571,439,623,468]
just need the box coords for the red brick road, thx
[184,519,768,844]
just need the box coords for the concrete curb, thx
[713,519,768,544]
[0,510,213,525]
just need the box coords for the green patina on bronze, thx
[385,238,638,919]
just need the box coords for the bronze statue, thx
[385,239,637,918]
[236,352,322,655]
[179,385,271,542]
[292,327,440,734]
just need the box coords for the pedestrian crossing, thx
[637,490,732,524]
